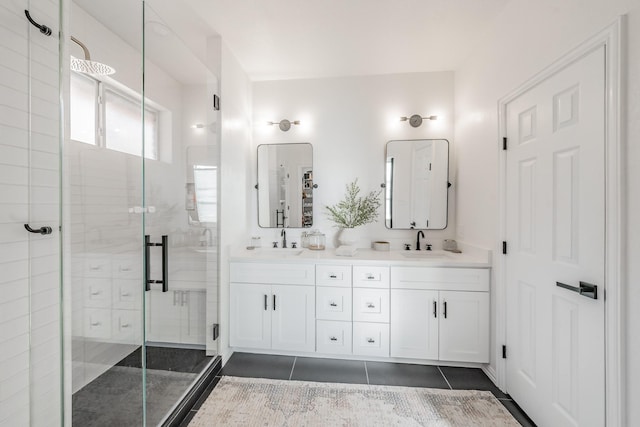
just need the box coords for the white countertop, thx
[230,246,491,268]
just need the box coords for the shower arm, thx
[70,36,91,60]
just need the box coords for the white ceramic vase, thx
[337,227,357,246]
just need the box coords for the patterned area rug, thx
[189,376,520,426]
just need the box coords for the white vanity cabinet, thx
[146,290,206,345]
[390,267,490,363]
[230,262,316,352]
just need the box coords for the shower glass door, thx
[141,2,219,425]
[68,0,219,424]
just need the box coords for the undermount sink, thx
[401,251,447,259]
[252,248,304,257]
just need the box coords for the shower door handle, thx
[24,224,52,235]
[145,235,168,292]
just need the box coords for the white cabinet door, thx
[438,291,489,363]
[390,289,439,360]
[182,290,207,345]
[230,283,271,349]
[146,291,182,343]
[271,284,315,352]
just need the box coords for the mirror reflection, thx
[258,143,313,228]
[385,139,449,229]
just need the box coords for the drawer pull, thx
[367,338,375,343]
[366,274,375,280]
[121,323,130,328]
[121,292,131,297]
[367,303,375,309]
[329,274,337,279]
[90,321,101,327]
[330,336,338,341]
[329,302,338,307]
[89,266,102,271]
[90,291,101,296]
[120,267,132,272]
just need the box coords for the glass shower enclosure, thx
[0,0,220,425]
[66,1,221,425]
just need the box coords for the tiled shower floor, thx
[72,346,211,427]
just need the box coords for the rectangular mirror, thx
[257,143,313,228]
[385,139,449,229]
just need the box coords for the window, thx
[70,72,97,145]
[70,71,160,160]
[193,166,217,223]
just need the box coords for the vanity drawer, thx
[83,279,112,309]
[391,267,490,292]
[316,320,352,355]
[83,255,112,278]
[84,308,111,339]
[316,265,352,287]
[353,322,389,357]
[353,288,389,323]
[353,266,389,288]
[111,309,140,344]
[230,262,315,285]
[316,287,352,321]
[112,279,140,310]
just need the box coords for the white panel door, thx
[390,289,439,359]
[229,283,271,349]
[505,46,605,427]
[271,284,315,352]
[438,291,489,363]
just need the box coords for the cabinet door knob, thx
[330,336,338,341]
[367,303,375,309]
[366,274,375,280]
[329,274,337,279]
[329,302,338,307]
[90,321,101,327]
[367,338,375,343]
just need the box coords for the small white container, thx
[372,241,390,251]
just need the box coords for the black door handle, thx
[145,235,169,292]
[443,301,447,319]
[556,281,598,299]
[24,224,52,235]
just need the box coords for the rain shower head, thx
[70,36,115,76]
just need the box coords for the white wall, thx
[454,0,639,423]
[218,41,252,362]
[0,1,62,425]
[251,72,456,249]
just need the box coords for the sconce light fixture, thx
[268,119,300,132]
[400,114,438,128]
[191,123,205,129]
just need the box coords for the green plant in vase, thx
[325,179,382,246]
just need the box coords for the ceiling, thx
[186,0,511,81]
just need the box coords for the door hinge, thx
[503,137,508,150]
[212,323,219,341]
[502,241,507,254]
[502,345,507,359]
[213,94,220,111]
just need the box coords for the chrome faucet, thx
[281,229,287,248]
[416,230,425,250]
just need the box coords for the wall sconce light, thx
[268,119,300,132]
[191,123,205,129]
[400,114,438,128]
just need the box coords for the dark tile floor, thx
[181,352,536,427]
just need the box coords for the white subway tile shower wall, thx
[0,1,61,426]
